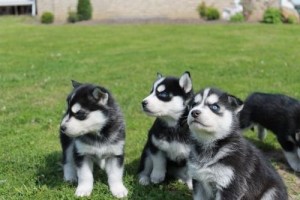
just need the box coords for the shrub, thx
[67,11,79,23]
[230,13,245,22]
[197,2,207,18]
[285,16,298,24]
[263,8,282,24]
[77,0,92,21]
[41,12,54,24]
[205,7,220,20]
[197,3,220,21]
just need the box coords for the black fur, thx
[138,72,193,187]
[188,88,288,200]
[239,92,300,171]
[138,108,191,171]
[59,81,127,198]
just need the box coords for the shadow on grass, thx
[35,151,109,189]
[35,151,65,189]
[125,158,192,200]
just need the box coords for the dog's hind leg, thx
[138,150,153,185]
[278,136,300,172]
[282,150,300,172]
[150,150,166,184]
[61,139,77,182]
[295,132,300,158]
[257,125,267,141]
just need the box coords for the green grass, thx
[0,16,300,199]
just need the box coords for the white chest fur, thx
[75,140,124,159]
[151,135,190,161]
[189,146,235,189]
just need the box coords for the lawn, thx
[0,16,299,200]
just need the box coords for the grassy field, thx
[0,16,300,199]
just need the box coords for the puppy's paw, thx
[64,173,77,183]
[75,185,93,197]
[63,165,77,182]
[138,175,150,185]
[150,171,165,184]
[186,179,193,190]
[110,184,128,198]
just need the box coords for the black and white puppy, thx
[60,81,128,198]
[239,92,300,172]
[138,72,193,188]
[188,88,287,200]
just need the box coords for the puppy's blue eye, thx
[158,91,169,98]
[209,104,220,112]
[74,110,87,120]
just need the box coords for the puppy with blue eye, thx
[60,80,128,198]
[138,72,193,189]
[187,88,287,200]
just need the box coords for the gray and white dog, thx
[187,88,287,200]
[138,72,193,189]
[60,80,128,198]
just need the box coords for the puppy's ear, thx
[92,88,109,105]
[71,80,82,88]
[179,71,192,93]
[157,72,163,80]
[227,94,244,114]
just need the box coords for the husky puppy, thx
[138,72,193,188]
[187,88,287,200]
[239,92,300,172]
[60,80,128,198]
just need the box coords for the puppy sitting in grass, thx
[138,72,193,189]
[187,88,287,200]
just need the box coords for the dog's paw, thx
[75,185,93,197]
[99,159,106,170]
[150,171,165,184]
[138,175,150,185]
[186,179,193,190]
[64,173,77,183]
[63,165,77,182]
[110,184,128,198]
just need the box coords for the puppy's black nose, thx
[191,110,201,118]
[142,101,148,108]
[60,125,66,133]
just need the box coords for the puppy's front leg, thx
[193,180,213,200]
[75,156,94,197]
[105,156,128,198]
[150,150,166,184]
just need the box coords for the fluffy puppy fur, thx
[188,88,287,200]
[138,72,193,188]
[239,92,300,172]
[60,81,128,198]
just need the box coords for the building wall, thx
[36,0,283,22]
[36,0,236,22]
[36,0,77,21]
